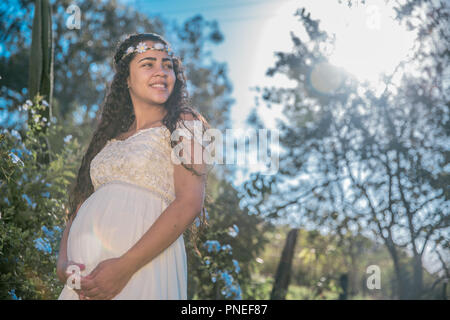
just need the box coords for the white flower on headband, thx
[153,42,164,50]
[125,46,135,55]
[121,41,175,61]
[136,42,148,53]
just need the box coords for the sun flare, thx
[326,0,416,85]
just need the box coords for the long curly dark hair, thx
[67,33,210,255]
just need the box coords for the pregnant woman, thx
[56,33,210,300]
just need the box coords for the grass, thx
[247,274,343,300]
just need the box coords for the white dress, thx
[58,119,203,300]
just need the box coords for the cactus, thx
[28,0,53,135]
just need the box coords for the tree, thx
[270,228,299,300]
[247,0,449,299]
[0,97,83,299]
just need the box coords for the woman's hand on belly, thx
[79,257,134,300]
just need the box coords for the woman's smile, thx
[149,84,167,91]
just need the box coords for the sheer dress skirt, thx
[57,181,187,300]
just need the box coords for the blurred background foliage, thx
[0,0,448,299]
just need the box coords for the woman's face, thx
[127,40,176,107]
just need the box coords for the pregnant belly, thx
[67,182,165,275]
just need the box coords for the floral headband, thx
[120,41,174,61]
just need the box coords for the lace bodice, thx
[90,119,204,206]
